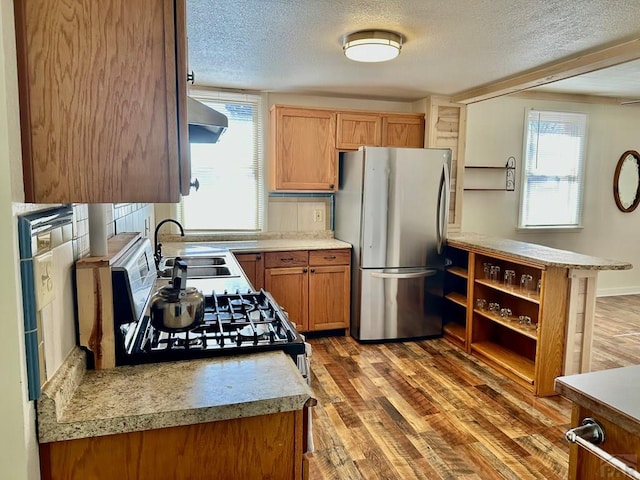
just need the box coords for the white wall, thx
[462,95,640,295]
[0,0,40,476]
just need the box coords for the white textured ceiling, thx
[187,0,640,101]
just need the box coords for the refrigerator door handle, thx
[370,268,437,279]
[436,160,451,254]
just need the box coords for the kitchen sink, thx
[163,256,227,267]
[158,265,234,279]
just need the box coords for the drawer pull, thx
[324,255,336,260]
[565,418,640,480]
[280,257,295,262]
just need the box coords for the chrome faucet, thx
[154,218,184,267]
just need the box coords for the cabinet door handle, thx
[256,255,261,260]
[329,183,335,189]
[310,268,315,273]
[303,268,308,273]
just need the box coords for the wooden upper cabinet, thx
[336,111,425,150]
[14,0,187,203]
[270,106,337,191]
[336,113,381,150]
[382,115,425,148]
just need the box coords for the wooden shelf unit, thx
[443,247,471,349]
[443,245,568,396]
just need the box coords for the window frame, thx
[178,89,266,233]
[517,108,588,232]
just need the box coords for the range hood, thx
[187,96,228,143]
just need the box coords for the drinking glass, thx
[518,315,532,329]
[483,262,492,279]
[488,302,500,313]
[520,274,534,293]
[476,298,487,310]
[499,307,512,320]
[489,265,501,282]
[503,269,516,289]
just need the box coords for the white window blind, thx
[179,91,264,231]
[519,109,587,229]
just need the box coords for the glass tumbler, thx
[503,269,516,289]
[499,307,512,319]
[488,302,500,313]
[518,315,532,328]
[489,265,501,282]
[476,298,487,310]
[520,274,534,293]
[483,263,492,279]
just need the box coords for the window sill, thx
[516,226,584,233]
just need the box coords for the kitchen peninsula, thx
[556,366,640,479]
[38,347,315,480]
[445,232,632,396]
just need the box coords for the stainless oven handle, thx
[565,418,640,480]
[370,269,437,279]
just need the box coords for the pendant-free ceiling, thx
[343,30,403,63]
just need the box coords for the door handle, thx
[370,269,437,279]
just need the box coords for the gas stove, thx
[118,289,306,366]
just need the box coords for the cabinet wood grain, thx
[336,112,381,149]
[382,114,425,147]
[264,249,351,333]
[39,411,304,480]
[270,106,336,191]
[234,252,264,290]
[14,0,184,203]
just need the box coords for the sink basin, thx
[159,265,234,279]
[164,256,226,267]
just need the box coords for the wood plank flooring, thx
[306,295,640,479]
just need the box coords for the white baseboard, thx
[597,286,640,297]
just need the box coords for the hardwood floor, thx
[306,295,640,479]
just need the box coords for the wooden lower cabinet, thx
[264,249,351,333]
[39,411,306,480]
[233,252,265,290]
[569,405,640,480]
[444,245,568,396]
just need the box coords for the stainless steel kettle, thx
[149,259,204,332]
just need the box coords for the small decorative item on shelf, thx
[505,156,516,191]
[488,302,501,313]
[476,298,487,310]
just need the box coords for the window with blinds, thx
[179,91,264,231]
[519,109,588,229]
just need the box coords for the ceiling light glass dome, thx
[343,30,403,63]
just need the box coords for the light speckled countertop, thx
[555,365,640,437]
[447,232,632,270]
[37,347,315,443]
[160,237,352,255]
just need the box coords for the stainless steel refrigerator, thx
[335,146,451,341]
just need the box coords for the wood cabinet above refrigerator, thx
[14,0,189,203]
[336,112,425,150]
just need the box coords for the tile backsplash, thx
[18,203,154,400]
[267,194,332,232]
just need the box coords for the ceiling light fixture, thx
[343,30,403,63]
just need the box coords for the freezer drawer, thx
[353,267,443,341]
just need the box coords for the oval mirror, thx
[613,150,640,212]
